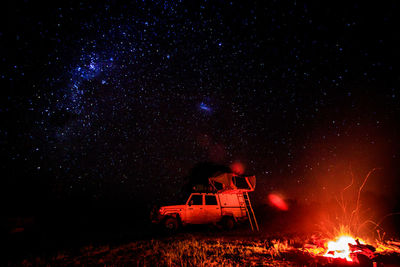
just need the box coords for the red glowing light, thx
[268,193,289,211]
[230,162,245,175]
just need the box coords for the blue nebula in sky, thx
[199,102,212,112]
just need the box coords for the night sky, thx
[4,1,400,213]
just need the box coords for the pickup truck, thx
[151,192,249,231]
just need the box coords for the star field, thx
[4,1,400,207]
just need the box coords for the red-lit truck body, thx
[151,174,258,231]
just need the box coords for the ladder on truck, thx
[238,192,259,231]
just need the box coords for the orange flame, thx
[323,235,364,262]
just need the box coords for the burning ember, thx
[323,235,363,261]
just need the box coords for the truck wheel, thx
[164,217,178,232]
[222,216,235,230]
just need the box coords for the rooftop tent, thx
[209,173,234,190]
[234,175,256,190]
[209,173,256,192]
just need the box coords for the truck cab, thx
[185,193,221,224]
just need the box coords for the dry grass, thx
[16,233,400,266]
[19,235,298,266]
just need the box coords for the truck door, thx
[204,195,221,223]
[186,194,205,224]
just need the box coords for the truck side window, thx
[190,195,203,205]
[205,195,217,205]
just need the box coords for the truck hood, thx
[159,205,186,215]
[160,205,186,211]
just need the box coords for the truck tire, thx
[222,216,235,230]
[164,217,178,232]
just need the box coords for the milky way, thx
[4,1,400,206]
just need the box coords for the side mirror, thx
[188,202,192,206]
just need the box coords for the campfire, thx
[294,168,400,265]
[324,235,364,261]
[305,234,376,263]
[300,233,400,266]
